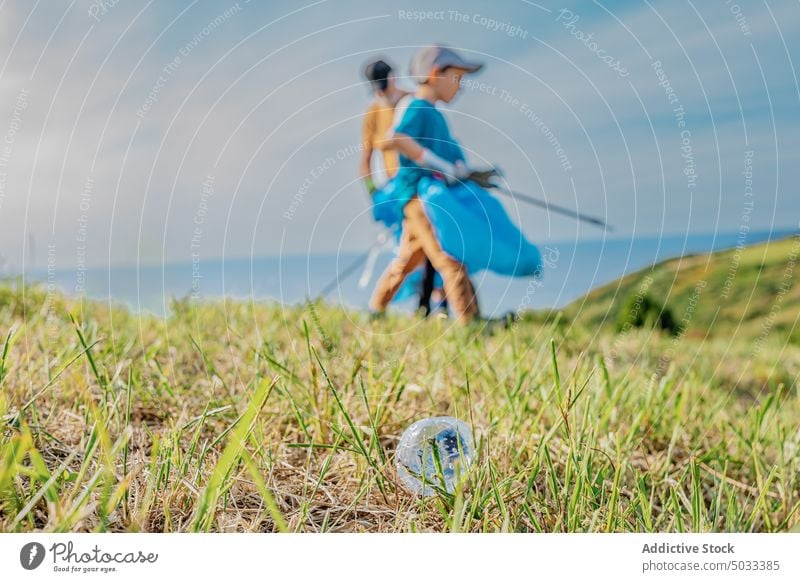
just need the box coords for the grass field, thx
[1,238,799,532]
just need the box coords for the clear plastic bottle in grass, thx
[395,416,474,496]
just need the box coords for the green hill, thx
[564,234,800,344]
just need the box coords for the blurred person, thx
[370,45,542,323]
[360,58,449,316]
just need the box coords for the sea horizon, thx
[15,227,800,318]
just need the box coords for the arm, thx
[359,142,374,181]
[382,132,424,162]
[360,108,377,194]
[386,132,468,180]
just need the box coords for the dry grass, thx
[1,281,799,532]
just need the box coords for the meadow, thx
[0,237,799,532]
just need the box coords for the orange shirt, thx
[362,99,401,178]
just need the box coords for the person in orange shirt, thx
[360,59,407,193]
[360,59,449,316]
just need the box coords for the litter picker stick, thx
[489,183,614,232]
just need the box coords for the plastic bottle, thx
[395,416,474,496]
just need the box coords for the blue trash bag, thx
[372,176,543,293]
[371,179,405,229]
[417,177,543,277]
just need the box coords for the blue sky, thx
[0,0,798,271]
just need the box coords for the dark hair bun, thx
[364,59,392,91]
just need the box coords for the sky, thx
[0,0,798,272]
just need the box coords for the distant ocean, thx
[21,228,799,318]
